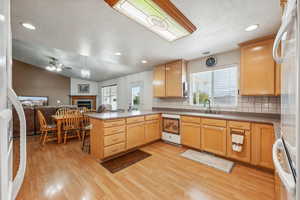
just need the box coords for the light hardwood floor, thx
[15,137,275,200]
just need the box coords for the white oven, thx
[161,114,181,144]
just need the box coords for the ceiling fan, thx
[45,57,72,72]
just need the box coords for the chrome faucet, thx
[204,98,213,113]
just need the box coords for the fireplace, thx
[70,95,97,110]
[76,100,92,109]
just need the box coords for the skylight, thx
[107,0,196,41]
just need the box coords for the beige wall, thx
[12,60,70,106]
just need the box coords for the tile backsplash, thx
[153,96,281,114]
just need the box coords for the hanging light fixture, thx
[104,0,197,41]
[81,56,91,78]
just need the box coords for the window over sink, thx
[191,66,238,107]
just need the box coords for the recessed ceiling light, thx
[203,51,210,55]
[21,22,36,30]
[245,24,259,32]
[0,14,5,22]
[141,60,147,64]
[115,52,122,56]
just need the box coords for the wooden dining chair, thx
[81,114,91,152]
[62,113,81,144]
[55,107,69,116]
[37,110,58,145]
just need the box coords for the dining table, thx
[52,114,84,144]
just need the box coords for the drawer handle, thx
[203,125,224,130]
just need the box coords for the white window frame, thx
[190,65,238,108]
[101,84,117,110]
[129,81,143,110]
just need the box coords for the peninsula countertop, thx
[86,109,281,138]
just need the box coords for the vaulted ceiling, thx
[12,0,281,81]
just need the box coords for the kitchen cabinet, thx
[181,122,201,149]
[126,122,145,149]
[227,121,251,163]
[201,123,227,156]
[251,123,275,169]
[153,64,166,97]
[153,60,187,98]
[145,120,160,143]
[165,60,187,97]
[240,37,277,95]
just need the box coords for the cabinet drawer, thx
[104,126,125,136]
[202,118,226,127]
[104,132,125,146]
[181,116,201,124]
[104,142,125,157]
[228,121,251,130]
[126,116,145,124]
[145,114,160,121]
[103,119,125,128]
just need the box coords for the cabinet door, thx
[126,122,145,149]
[201,125,227,156]
[227,128,251,163]
[153,65,166,97]
[165,60,182,97]
[251,123,275,169]
[181,122,201,149]
[240,39,275,95]
[145,120,160,143]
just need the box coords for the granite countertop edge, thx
[86,110,281,139]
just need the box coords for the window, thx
[131,86,141,109]
[191,66,238,107]
[101,85,117,110]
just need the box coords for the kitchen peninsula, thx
[88,110,279,170]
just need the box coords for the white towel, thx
[232,134,244,144]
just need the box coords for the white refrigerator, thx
[0,0,27,199]
[272,0,300,199]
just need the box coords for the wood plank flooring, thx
[15,137,275,200]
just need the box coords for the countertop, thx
[86,110,281,139]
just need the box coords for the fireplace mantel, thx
[70,95,97,110]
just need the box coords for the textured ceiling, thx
[12,0,281,81]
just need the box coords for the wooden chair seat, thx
[62,112,81,144]
[37,110,58,145]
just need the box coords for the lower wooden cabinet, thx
[181,122,201,149]
[251,123,275,169]
[126,122,145,149]
[201,125,227,156]
[145,120,160,143]
[226,121,251,163]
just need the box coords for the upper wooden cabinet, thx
[153,60,187,98]
[240,36,279,96]
[153,64,166,97]
[251,123,275,169]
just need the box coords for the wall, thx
[99,49,281,114]
[70,78,98,96]
[98,71,153,110]
[12,60,70,106]
[153,49,281,114]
